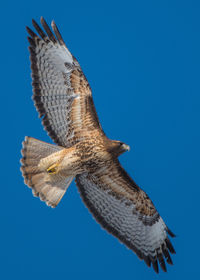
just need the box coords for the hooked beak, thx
[122,144,130,152]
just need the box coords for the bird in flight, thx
[20,17,175,273]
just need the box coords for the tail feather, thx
[20,136,74,207]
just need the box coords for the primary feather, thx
[27,17,103,148]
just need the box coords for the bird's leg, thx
[47,163,59,174]
[38,149,65,175]
[38,144,83,177]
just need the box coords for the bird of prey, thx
[20,17,175,273]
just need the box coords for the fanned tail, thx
[20,137,74,207]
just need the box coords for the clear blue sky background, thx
[1,0,199,279]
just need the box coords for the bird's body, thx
[20,17,176,273]
[39,137,129,177]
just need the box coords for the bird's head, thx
[109,140,130,157]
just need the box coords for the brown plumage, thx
[20,17,175,273]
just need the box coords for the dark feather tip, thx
[26,26,37,38]
[27,36,36,46]
[51,20,65,45]
[144,256,151,267]
[32,19,47,40]
[162,246,173,265]
[40,17,57,43]
[166,238,176,254]
[167,227,176,238]
[166,254,173,265]
[157,253,167,272]
[152,260,159,273]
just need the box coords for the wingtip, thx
[166,238,176,254]
[152,260,159,274]
[40,16,47,27]
[166,254,173,265]
[32,19,39,31]
[167,227,176,238]
[32,18,37,26]
[51,20,56,28]
[51,20,65,46]
[26,26,37,38]
[51,20,57,33]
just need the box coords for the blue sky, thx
[1,0,199,279]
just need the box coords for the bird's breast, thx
[74,140,111,173]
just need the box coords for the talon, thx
[47,163,59,174]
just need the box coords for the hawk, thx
[20,17,175,273]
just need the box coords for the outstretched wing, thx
[27,17,103,148]
[75,161,175,273]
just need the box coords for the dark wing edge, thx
[26,17,73,146]
[26,17,103,147]
[75,167,175,273]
